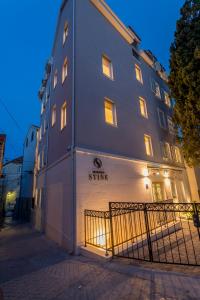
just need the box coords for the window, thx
[51,105,56,127]
[151,79,161,98]
[174,146,182,163]
[104,99,117,126]
[158,109,166,129]
[102,56,113,79]
[135,64,143,83]
[161,142,172,160]
[144,135,153,156]
[31,132,34,142]
[164,91,171,107]
[61,102,67,130]
[139,97,148,118]
[37,153,41,171]
[53,70,58,89]
[168,117,175,135]
[63,22,68,45]
[62,58,68,83]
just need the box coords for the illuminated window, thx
[104,99,117,126]
[151,79,161,98]
[53,70,58,89]
[51,105,56,127]
[158,109,166,129]
[37,153,40,171]
[161,142,172,160]
[135,64,143,83]
[63,22,68,45]
[61,102,67,130]
[174,146,182,163]
[139,97,148,118]
[164,91,171,107]
[62,58,68,83]
[144,135,153,156]
[102,56,113,79]
[168,117,175,135]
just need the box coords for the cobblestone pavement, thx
[1,225,200,300]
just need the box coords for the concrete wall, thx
[21,126,38,198]
[75,0,179,167]
[75,149,191,247]
[45,154,74,252]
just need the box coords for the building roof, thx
[3,156,23,167]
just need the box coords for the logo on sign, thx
[89,158,108,181]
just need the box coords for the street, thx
[1,224,200,299]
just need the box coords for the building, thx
[1,157,23,215]
[186,166,200,202]
[34,0,191,254]
[15,125,39,220]
[0,134,6,222]
[0,134,6,177]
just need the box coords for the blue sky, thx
[0,0,184,161]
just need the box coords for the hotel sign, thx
[89,158,108,181]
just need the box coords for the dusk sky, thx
[0,0,184,161]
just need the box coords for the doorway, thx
[152,182,165,202]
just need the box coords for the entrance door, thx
[171,180,178,202]
[152,182,164,202]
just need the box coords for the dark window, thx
[31,132,34,142]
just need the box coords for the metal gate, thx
[109,202,200,266]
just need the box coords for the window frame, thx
[167,116,175,135]
[62,58,68,84]
[139,97,148,118]
[144,134,153,157]
[51,105,56,127]
[61,101,67,130]
[63,22,69,45]
[151,79,161,98]
[102,55,114,80]
[135,64,143,84]
[53,69,58,89]
[164,91,171,107]
[161,142,172,160]
[157,108,166,129]
[104,98,117,127]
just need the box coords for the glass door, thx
[152,182,164,202]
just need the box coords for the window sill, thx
[62,77,67,85]
[105,122,118,128]
[102,73,114,81]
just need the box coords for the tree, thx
[169,0,200,166]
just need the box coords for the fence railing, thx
[84,210,112,255]
[84,202,200,265]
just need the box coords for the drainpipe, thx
[42,57,53,233]
[71,0,77,254]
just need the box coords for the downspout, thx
[42,57,53,232]
[72,0,77,254]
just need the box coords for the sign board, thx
[89,158,108,181]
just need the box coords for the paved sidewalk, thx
[1,225,200,300]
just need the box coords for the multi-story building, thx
[34,0,191,253]
[0,134,6,177]
[15,125,39,220]
[1,157,23,214]
[0,134,6,222]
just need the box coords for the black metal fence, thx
[84,210,112,255]
[85,202,200,266]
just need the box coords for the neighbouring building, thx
[34,0,192,253]
[15,125,39,220]
[186,166,200,202]
[1,157,23,215]
[0,134,6,222]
